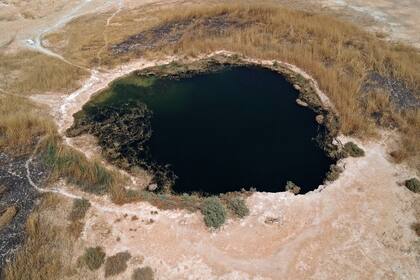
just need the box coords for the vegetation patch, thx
[41,136,119,195]
[104,251,131,277]
[325,165,344,182]
[80,246,106,271]
[0,50,88,95]
[405,178,420,193]
[343,142,365,157]
[225,197,250,218]
[0,205,17,230]
[285,181,301,194]
[0,95,54,155]
[411,223,420,237]
[201,197,227,229]
[68,198,91,221]
[132,266,154,280]
[4,196,71,280]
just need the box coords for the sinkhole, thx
[68,65,336,194]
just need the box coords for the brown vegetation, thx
[0,51,88,95]
[104,251,131,277]
[79,246,106,271]
[0,94,54,155]
[4,194,73,280]
[41,135,121,195]
[132,266,154,280]
[0,205,17,230]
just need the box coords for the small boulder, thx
[315,114,324,124]
[293,84,301,91]
[296,98,308,107]
[147,184,158,192]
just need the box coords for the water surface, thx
[80,66,334,194]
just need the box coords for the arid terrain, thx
[0,0,419,279]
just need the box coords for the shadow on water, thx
[70,66,335,194]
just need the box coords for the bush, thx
[325,164,344,182]
[285,181,301,194]
[343,142,365,157]
[104,251,131,277]
[405,178,420,193]
[227,197,249,218]
[132,266,154,280]
[81,247,106,271]
[411,223,420,237]
[201,197,226,229]
[68,198,91,221]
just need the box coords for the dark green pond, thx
[72,66,334,194]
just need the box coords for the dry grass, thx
[4,194,73,280]
[0,94,55,155]
[41,135,122,195]
[0,50,88,95]
[0,205,17,230]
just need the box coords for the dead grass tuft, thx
[0,205,17,230]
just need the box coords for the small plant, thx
[343,142,365,157]
[405,178,420,193]
[285,181,301,194]
[227,197,250,218]
[104,251,131,277]
[411,223,420,237]
[201,197,226,229]
[68,198,91,221]
[81,246,106,271]
[325,165,344,182]
[132,266,154,280]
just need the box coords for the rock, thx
[315,114,324,124]
[148,183,158,191]
[293,84,301,91]
[296,98,308,107]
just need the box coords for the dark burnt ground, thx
[111,14,250,55]
[0,152,48,272]
[362,72,420,110]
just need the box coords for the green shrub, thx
[325,164,343,182]
[81,247,106,271]
[201,197,226,229]
[343,142,365,157]
[405,178,420,193]
[285,181,301,194]
[132,266,154,280]
[227,197,250,218]
[68,198,91,221]
[104,251,131,277]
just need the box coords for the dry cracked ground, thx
[0,0,419,279]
